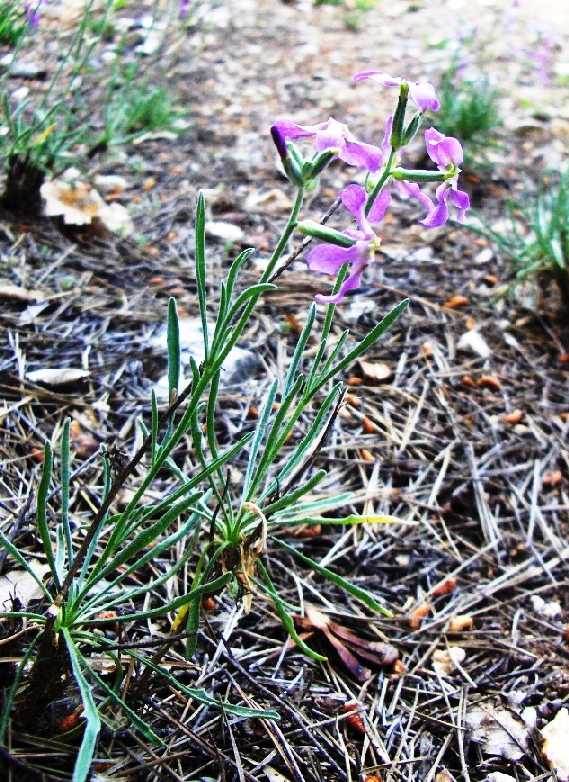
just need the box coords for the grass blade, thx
[63,629,101,782]
[36,441,59,588]
[167,297,180,403]
[257,559,326,662]
[274,539,392,617]
[195,192,208,360]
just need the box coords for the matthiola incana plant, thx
[273,69,470,302]
[1,68,469,781]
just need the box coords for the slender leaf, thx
[274,539,392,617]
[257,559,326,662]
[167,297,180,402]
[195,192,208,359]
[37,441,58,587]
[63,629,101,782]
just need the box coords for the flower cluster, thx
[271,70,470,303]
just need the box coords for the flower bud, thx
[401,113,422,146]
[390,81,409,150]
[306,149,336,180]
[296,220,356,248]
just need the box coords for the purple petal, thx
[448,187,470,222]
[394,180,434,219]
[272,119,323,142]
[307,243,359,274]
[367,186,392,223]
[381,114,393,155]
[409,82,440,112]
[353,70,401,88]
[424,127,463,168]
[340,184,366,220]
[314,118,347,152]
[315,261,367,305]
[340,137,383,172]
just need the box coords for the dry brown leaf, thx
[432,576,457,596]
[435,771,456,782]
[359,360,392,382]
[0,560,49,608]
[444,295,469,309]
[362,415,377,433]
[432,647,466,676]
[477,375,502,391]
[264,766,292,782]
[41,179,133,235]
[0,284,45,302]
[543,470,563,487]
[466,704,529,760]
[541,709,569,781]
[502,409,525,425]
[448,615,474,633]
[409,601,431,629]
[27,368,89,386]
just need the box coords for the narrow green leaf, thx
[60,417,73,569]
[195,192,208,359]
[74,647,163,746]
[315,300,409,392]
[150,390,159,463]
[275,513,402,527]
[63,630,101,782]
[0,632,40,744]
[127,651,279,720]
[274,539,392,617]
[262,469,327,518]
[167,297,180,403]
[257,559,326,662]
[283,302,315,396]
[242,379,278,504]
[81,573,233,625]
[36,442,59,588]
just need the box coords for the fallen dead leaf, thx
[502,409,525,425]
[0,284,45,302]
[466,704,529,760]
[264,766,292,782]
[541,709,569,781]
[432,576,457,596]
[432,647,466,676]
[362,415,377,433]
[0,560,49,608]
[543,470,563,487]
[435,771,456,782]
[477,375,502,392]
[409,602,431,630]
[457,330,491,359]
[27,368,90,386]
[340,701,365,734]
[444,295,469,309]
[359,360,392,382]
[448,615,474,633]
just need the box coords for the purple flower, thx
[420,128,470,226]
[307,184,386,304]
[25,0,43,27]
[179,0,191,18]
[424,127,463,168]
[270,117,384,172]
[353,70,440,113]
[421,184,470,227]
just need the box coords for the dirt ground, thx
[1,0,569,779]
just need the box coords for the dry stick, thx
[59,376,195,597]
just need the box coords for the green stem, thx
[365,150,395,217]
